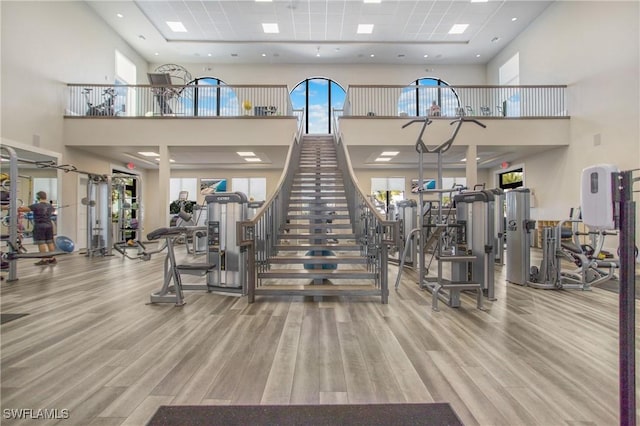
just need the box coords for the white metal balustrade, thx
[344,85,568,118]
[66,84,293,118]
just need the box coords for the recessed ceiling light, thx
[138,151,160,157]
[380,151,399,156]
[154,52,159,56]
[166,21,187,32]
[207,53,212,57]
[245,158,262,162]
[476,54,481,57]
[370,53,375,57]
[237,152,256,157]
[262,23,279,33]
[357,24,374,34]
[116,13,124,18]
[512,17,518,22]
[375,157,392,162]
[423,54,429,58]
[261,53,267,57]
[449,24,469,34]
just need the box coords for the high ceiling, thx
[87,0,553,65]
[77,1,559,172]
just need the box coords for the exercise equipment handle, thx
[401,118,433,154]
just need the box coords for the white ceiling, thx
[87,0,553,65]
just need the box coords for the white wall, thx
[151,63,487,91]
[487,1,640,221]
[1,1,149,152]
[1,1,150,242]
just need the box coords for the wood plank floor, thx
[1,247,639,425]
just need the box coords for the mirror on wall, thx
[1,143,61,253]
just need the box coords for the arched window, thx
[398,78,460,117]
[183,77,237,116]
[291,78,346,134]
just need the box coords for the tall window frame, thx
[290,78,346,134]
[399,78,460,117]
[184,77,236,117]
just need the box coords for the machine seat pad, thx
[594,259,619,268]
[176,263,216,272]
[560,228,573,239]
[147,227,188,241]
[561,241,582,254]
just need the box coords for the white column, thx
[465,145,478,189]
[158,145,171,227]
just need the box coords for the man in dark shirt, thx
[21,191,57,265]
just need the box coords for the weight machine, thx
[506,187,618,290]
[505,188,536,285]
[206,192,249,294]
[148,191,250,305]
[395,116,490,311]
[85,174,112,257]
[0,147,74,281]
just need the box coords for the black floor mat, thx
[593,276,640,300]
[147,403,463,426]
[0,313,29,324]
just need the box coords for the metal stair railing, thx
[332,111,401,303]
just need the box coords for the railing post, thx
[247,241,256,303]
[381,237,389,304]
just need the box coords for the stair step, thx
[258,270,376,279]
[275,244,361,251]
[280,233,356,239]
[293,177,343,180]
[287,214,350,220]
[290,191,346,197]
[284,223,352,229]
[269,256,368,264]
[287,206,349,211]
[289,198,347,204]
[254,285,380,298]
[291,183,344,187]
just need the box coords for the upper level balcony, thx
[63,83,570,154]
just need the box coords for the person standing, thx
[20,191,57,265]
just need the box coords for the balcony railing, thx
[343,85,568,118]
[66,83,293,118]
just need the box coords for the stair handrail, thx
[332,110,400,303]
[237,108,306,302]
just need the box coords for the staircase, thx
[256,135,380,298]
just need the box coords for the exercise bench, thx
[147,227,215,306]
